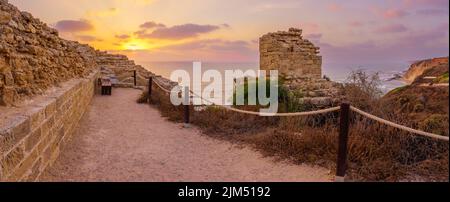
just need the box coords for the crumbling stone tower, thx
[259,28,322,79]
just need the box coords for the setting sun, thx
[122,39,149,51]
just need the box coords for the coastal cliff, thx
[403,57,449,84]
[384,57,449,136]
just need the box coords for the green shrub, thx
[420,114,449,136]
[434,72,449,83]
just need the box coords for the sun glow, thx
[122,40,149,51]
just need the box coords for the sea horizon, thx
[137,60,409,93]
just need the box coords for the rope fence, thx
[188,90,341,117]
[148,77,449,181]
[350,106,449,142]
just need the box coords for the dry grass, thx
[140,72,449,182]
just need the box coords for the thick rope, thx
[350,106,449,141]
[152,79,172,93]
[189,90,341,117]
[222,105,341,117]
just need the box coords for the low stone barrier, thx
[0,70,99,181]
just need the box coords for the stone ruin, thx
[95,52,176,90]
[260,28,342,107]
[260,28,322,79]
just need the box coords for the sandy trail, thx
[40,88,331,182]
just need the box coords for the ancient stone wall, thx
[0,0,98,106]
[96,51,155,87]
[0,71,99,181]
[260,28,322,79]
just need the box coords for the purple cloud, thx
[55,20,93,32]
[319,23,449,63]
[403,0,449,8]
[76,35,102,42]
[305,33,323,40]
[139,21,166,29]
[222,23,231,28]
[416,9,449,16]
[382,9,410,19]
[349,21,364,27]
[375,24,408,33]
[137,23,221,40]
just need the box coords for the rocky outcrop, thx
[0,0,99,106]
[403,57,448,84]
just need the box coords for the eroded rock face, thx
[260,28,322,79]
[404,57,449,84]
[0,0,99,106]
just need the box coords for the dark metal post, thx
[133,70,137,86]
[336,103,350,182]
[148,77,153,103]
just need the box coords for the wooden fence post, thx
[183,86,190,128]
[336,102,350,182]
[148,77,153,103]
[133,70,137,86]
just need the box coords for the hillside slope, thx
[383,58,449,136]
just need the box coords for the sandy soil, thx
[40,88,331,182]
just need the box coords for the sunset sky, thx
[10,0,449,65]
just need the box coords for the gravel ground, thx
[40,88,331,182]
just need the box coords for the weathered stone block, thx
[26,106,45,130]
[0,144,24,177]
[23,158,41,182]
[0,116,30,154]
[8,148,39,181]
[25,128,41,152]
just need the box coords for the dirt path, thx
[40,88,331,182]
